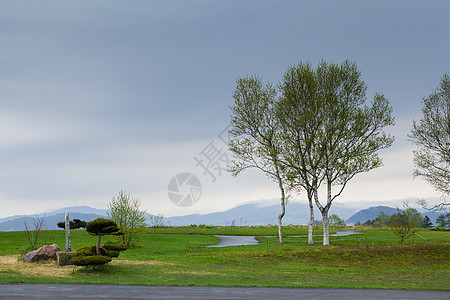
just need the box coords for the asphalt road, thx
[0,283,448,300]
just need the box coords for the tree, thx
[422,216,433,228]
[57,219,87,229]
[24,213,46,250]
[276,62,322,245]
[328,214,345,226]
[107,190,148,247]
[364,212,391,228]
[387,203,422,243]
[410,73,450,210]
[228,75,292,244]
[278,60,394,245]
[435,212,450,228]
[86,218,120,255]
[148,213,168,228]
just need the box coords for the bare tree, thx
[410,73,450,211]
[24,213,46,249]
[148,213,168,228]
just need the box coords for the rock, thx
[23,244,60,262]
[23,250,38,262]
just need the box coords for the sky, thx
[0,0,449,218]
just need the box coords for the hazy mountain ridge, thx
[0,203,443,231]
[0,212,106,232]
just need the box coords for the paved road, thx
[0,283,448,299]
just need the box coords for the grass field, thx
[0,226,448,289]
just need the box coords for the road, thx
[0,283,448,299]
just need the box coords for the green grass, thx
[0,227,448,289]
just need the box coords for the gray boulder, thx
[23,244,60,262]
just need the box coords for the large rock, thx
[23,244,60,262]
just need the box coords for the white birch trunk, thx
[307,190,314,245]
[277,177,286,244]
[322,210,329,246]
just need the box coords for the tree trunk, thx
[307,189,314,245]
[322,181,332,246]
[322,209,330,246]
[277,177,286,244]
[96,234,102,255]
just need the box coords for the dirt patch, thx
[0,255,79,278]
[111,259,175,266]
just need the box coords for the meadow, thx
[0,226,448,289]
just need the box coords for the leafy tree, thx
[107,190,148,247]
[410,73,450,210]
[387,203,422,243]
[228,75,292,244]
[278,60,394,245]
[57,219,87,229]
[422,216,433,228]
[328,214,345,226]
[435,212,450,228]
[365,211,391,228]
[86,218,120,255]
[276,62,323,245]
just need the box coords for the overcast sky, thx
[0,0,449,218]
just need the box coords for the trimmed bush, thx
[74,245,125,258]
[103,242,128,251]
[70,255,111,266]
[74,245,96,257]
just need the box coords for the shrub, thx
[74,244,126,258]
[74,246,96,257]
[86,218,121,255]
[103,242,128,251]
[70,255,111,266]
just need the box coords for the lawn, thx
[0,226,448,289]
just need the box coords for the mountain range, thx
[0,203,442,231]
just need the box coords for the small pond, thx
[205,230,362,248]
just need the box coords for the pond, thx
[204,230,362,247]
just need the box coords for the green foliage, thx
[107,190,147,247]
[277,59,395,245]
[86,218,120,236]
[410,73,450,210]
[70,255,111,266]
[435,212,449,228]
[86,218,121,256]
[422,216,433,228]
[364,212,391,228]
[328,214,345,226]
[103,242,128,251]
[74,245,96,257]
[57,219,87,229]
[73,244,123,258]
[388,204,422,243]
[228,76,289,244]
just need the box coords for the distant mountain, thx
[345,206,443,225]
[346,206,397,225]
[1,202,444,231]
[46,206,107,217]
[166,202,357,226]
[0,212,106,231]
